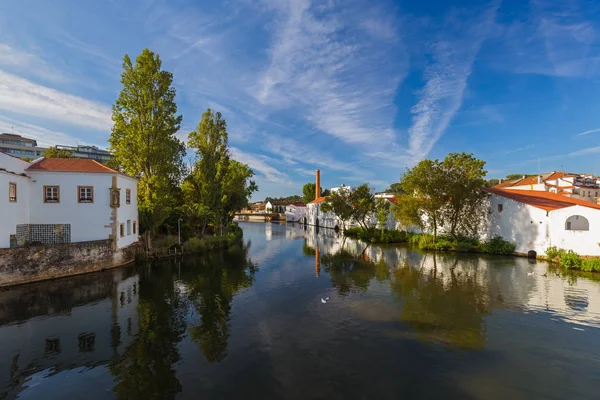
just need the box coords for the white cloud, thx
[230,146,290,184]
[577,128,600,136]
[0,70,112,131]
[408,6,498,159]
[254,0,407,147]
[0,44,66,82]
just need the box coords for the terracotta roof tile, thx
[26,158,117,173]
[486,187,600,212]
[494,180,519,188]
[308,196,329,204]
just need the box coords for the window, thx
[78,186,94,203]
[9,182,16,202]
[133,221,137,234]
[78,333,95,352]
[565,215,589,231]
[126,189,131,204]
[120,224,124,238]
[44,186,60,203]
[497,204,503,213]
[127,220,131,235]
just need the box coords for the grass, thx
[546,246,600,273]
[343,227,516,255]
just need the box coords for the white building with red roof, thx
[0,153,138,250]
[486,187,600,256]
[495,172,600,203]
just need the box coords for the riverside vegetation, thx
[343,227,516,255]
[545,246,600,272]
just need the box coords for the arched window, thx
[565,215,589,231]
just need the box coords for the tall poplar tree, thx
[109,48,185,248]
[186,109,230,234]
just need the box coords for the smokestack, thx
[316,169,321,199]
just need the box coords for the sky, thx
[1,0,600,199]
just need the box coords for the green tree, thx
[221,160,258,222]
[505,174,529,181]
[375,198,391,240]
[486,178,500,187]
[302,183,330,203]
[187,109,230,234]
[440,153,487,237]
[109,48,186,250]
[43,147,74,158]
[394,153,487,241]
[321,184,375,230]
[386,182,403,194]
[394,159,447,241]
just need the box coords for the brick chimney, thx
[315,169,321,200]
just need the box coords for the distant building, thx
[496,172,600,204]
[0,153,138,249]
[265,200,287,213]
[0,133,46,159]
[54,144,112,162]
[285,202,307,222]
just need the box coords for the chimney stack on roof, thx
[538,175,543,185]
[315,169,321,200]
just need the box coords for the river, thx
[1,222,599,399]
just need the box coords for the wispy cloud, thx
[408,5,498,159]
[0,44,67,83]
[230,146,290,184]
[254,0,407,147]
[0,70,111,131]
[577,128,600,136]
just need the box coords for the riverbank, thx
[545,246,600,272]
[137,223,244,261]
[343,227,516,255]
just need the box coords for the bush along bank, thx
[545,246,600,273]
[343,227,516,255]
[136,223,244,261]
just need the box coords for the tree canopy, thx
[43,147,74,158]
[109,48,186,248]
[394,152,487,240]
[321,184,375,230]
[302,183,330,203]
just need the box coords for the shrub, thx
[559,250,582,269]
[481,236,516,255]
[581,258,600,272]
[545,246,560,261]
[135,251,148,261]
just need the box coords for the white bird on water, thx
[321,298,327,304]
[527,272,535,276]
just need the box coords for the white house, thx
[265,200,286,213]
[486,187,600,256]
[497,172,600,203]
[284,202,307,222]
[0,153,138,249]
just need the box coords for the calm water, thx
[1,222,600,399]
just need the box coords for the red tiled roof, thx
[546,171,570,181]
[486,187,600,212]
[386,197,398,205]
[290,202,306,207]
[494,179,519,188]
[309,196,329,204]
[26,158,117,173]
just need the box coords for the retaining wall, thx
[0,240,140,287]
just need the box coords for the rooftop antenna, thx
[11,125,14,134]
[538,157,540,175]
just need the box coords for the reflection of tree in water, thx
[182,245,258,363]
[320,246,387,295]
[110,264,187,399]
[391,257,490,349]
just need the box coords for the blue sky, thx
[1,0,600,199]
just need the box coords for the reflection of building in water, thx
[315,247,320,277]
[0,268,139,398]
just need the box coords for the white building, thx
[0,153,138,249]
[486,187,600,256]
[284,202,307,222]
[265,200,286,213]
[497,172,600,203]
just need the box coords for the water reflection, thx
[1,222,600,399]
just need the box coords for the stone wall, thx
[0,240,139,287]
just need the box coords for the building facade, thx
[0,153,138,249]
[54,144,113,162]
[497,172,600,204]
[486,188,600,256]
[0,133,46,160]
